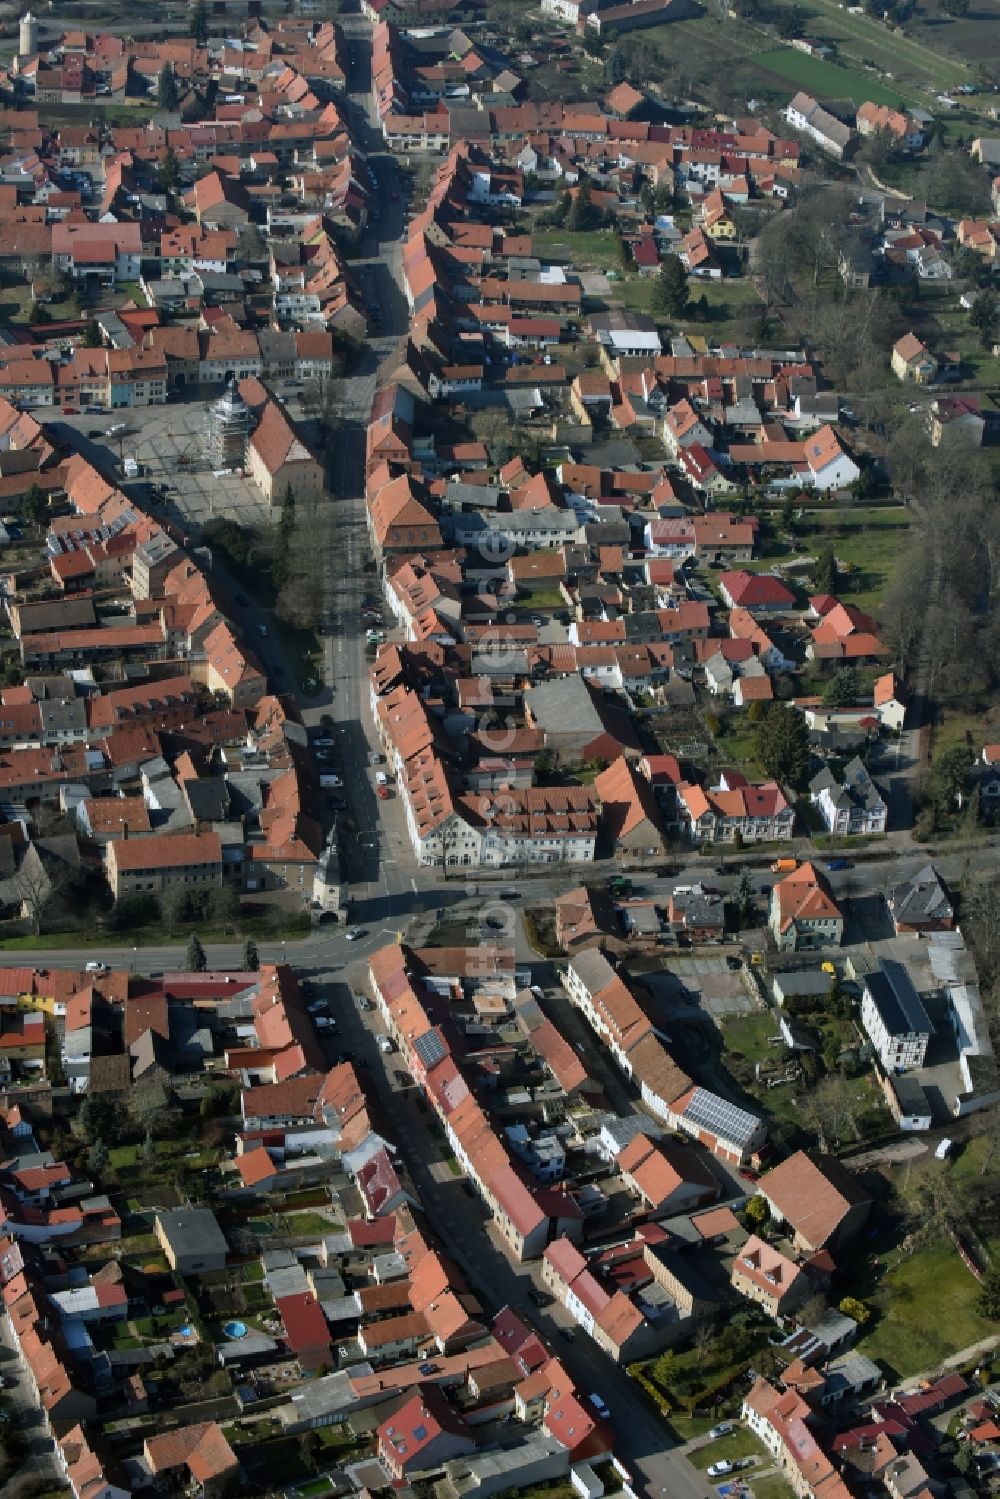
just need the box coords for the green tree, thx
[87,1139,109,1176]
[243,936,259,971]
[823,666,862,707]
[732,869,756,925]
[954,1441,977,1476]
[157,64,179,112]
[969,290,998,347]
[186,932,207,973]
[651,1349,678,1390]
[81,319,102,349]
[652,253,687,317]
[813,544,839,596]
[931,743,973,818]
[976,1263,1000,1320]
[838,1296,871,1324]
[78,1094,127,1146]
[744,1194,769,1230]
[157,145,182,199]
[200,1080,239,1119]
[753,703,811,788]
[23,482,48,527]
[191,0,209,45]
[568,174,601,232]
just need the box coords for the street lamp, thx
[131,946,137,975]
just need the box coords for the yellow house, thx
[891,331,938,384]
[702,188,738,241]
[246,399,324,507]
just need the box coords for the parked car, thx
[62,405,79,414]
[588,1394,610,1419]
[707,1462,734,1479]
[709,1423,735,1440]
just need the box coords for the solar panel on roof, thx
[414,1030,447,1069]
[682,1086,759,1145]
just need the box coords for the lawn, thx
[511,586,565,609]
[721,1013,785,1065]
[857,1237,993,1378]
[751,1478,798,1499]
[532,228,624,272]
[284,1211,339,1232]
[689,1430,764,1469]
[800,507,911,613]
[752,46,919,106]
[714,720,767,780]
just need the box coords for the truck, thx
[771,858,798,873]
[609,875,632,897]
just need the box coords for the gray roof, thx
[155,1206,227,1260]
[864,960,932,1039]
[217,1331,278,1363]
[276,1369,359,1428]
[446,481,501,510]
[889,864,953,926]
[772,970,834,1001]
[809,756,885,816]
[825,1351,882,1393]
[670,884,724,929]
[887,1073,932,1117]
[567,947,617,998]
[523,672,639,751]
[805,1306,857,1350]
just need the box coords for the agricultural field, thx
[770,0,973,94]
[751,46,919,106]
[904,0,1000,72]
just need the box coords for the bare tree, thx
[797,1074,859,1150]
[13,851,57,935]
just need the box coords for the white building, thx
[860,960,932,1072]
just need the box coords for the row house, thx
[677,778,794,844]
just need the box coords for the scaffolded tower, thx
[203,377,256,469]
